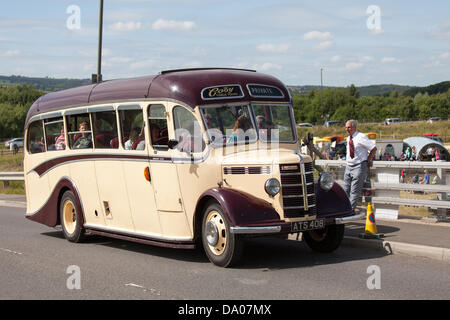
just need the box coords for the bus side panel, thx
[68,159,103,226]
[24,154,50,216]
[122,160,162,236]
[95,160,135,231]
[176,160,220,236]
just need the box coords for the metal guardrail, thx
[0,172,25,187]
[315,159,449,220]
[0,161,448,219]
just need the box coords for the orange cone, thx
[359,203,384,239]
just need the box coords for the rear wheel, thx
[303,224,344,253]
[201,201,243,267]
[60,190,85,243]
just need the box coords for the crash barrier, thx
[0,172,24,188]
[1,161,449,220]
[315,160,450,221]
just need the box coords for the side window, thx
[118,107,145,151]
[67,113,93,149]
[27,120,45,154]
[148,104,168,150]
[173,106,205,153]
[92,111,118,149]
[44,117,65,151]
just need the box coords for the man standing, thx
[343,120,377,211]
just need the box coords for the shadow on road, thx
[41,229,389,269]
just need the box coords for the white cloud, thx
[256,43,290,53]
[302,31,332,41]
[381,57,397,63]
[109,21,142,31]
[130,59,155,70]
[330,55,341,62]
[370,28,385,35]
[151,19,195,31]
[429,24,450,40]
[361,56,374,62]
[253,62,282,72]
[316,41,333,50]
[2,50,21,57]
[341,62,364,71]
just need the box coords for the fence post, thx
[374,166,400,220]
[436,166,447,221]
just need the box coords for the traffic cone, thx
[359,203,384,239]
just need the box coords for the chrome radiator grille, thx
[279,162,316,218]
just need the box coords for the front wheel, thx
[303,224,345,253]
[60,190,85,243]
[201,201,243,267]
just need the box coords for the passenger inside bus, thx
[73,121,92,149]
[124,129,139,150]
[227,115,254,143]
[55,128,66,150]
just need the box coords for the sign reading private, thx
[247,84,284,98]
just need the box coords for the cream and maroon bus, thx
[24,68,363,267]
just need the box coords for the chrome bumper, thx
[335,212,366,224]
[230,226,281,234]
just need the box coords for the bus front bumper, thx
[229,212,365,235]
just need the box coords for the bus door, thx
[147,103,183,212]
[147,103,191,238]
[117,104,161,236]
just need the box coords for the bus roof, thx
[25,68,291,125]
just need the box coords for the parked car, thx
[324,120,342,127]
[427,117,441,124]
[5,138,24,149]
[384,118,401,125]
[297,123,313,127]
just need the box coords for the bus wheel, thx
[303,224,344,253]
[60,190,85,243]
[201,201,243,267]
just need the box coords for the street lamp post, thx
[92,0,104,83]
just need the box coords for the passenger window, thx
[44,117,65,151]
[173,106,205,153]
[67,113,93,149]
[148,104,169,150]
[118,107,145,150]
[27,120,45,154]
[92,111,118,149]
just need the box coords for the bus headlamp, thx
[265,178,281,196]
[319,173,334,191]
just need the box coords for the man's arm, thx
[368,146,377,163]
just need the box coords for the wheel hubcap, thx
[63,200,76,235]
[206,221,219,246]
[205,210,227,255]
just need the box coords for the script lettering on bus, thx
[208,87,238,97]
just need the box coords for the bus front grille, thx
[279,162,316,218]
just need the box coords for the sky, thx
[1,0,449,87]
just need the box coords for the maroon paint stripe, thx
[32,153,173,176]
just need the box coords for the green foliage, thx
[292,85,449,125]
[0,85,45,139]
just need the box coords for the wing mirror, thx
[167,139,179,149]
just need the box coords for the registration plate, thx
[291,219,325,232]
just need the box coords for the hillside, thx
[1,75,448,97]
[288,84,413,97]
[0,75,90,92]
[403,81,450,97]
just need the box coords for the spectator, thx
[421,170,430,184]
